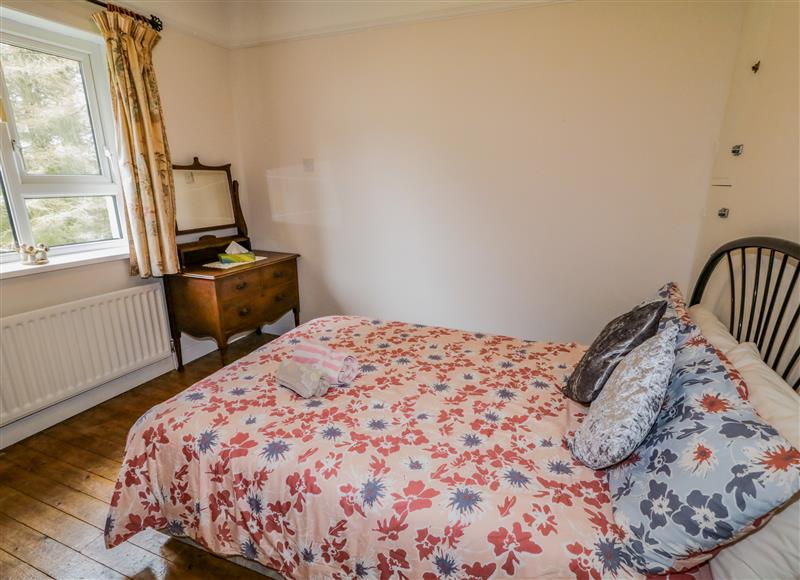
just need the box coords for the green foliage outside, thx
[0,42,100,175]
[0,194,15,252]
[27,196,116,247]
[0,43,121,249]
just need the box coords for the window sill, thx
[0,247,129,280]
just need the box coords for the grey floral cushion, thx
[569,325,678,470]
[563,300,667,403]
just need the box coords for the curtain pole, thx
[85,0,163,32]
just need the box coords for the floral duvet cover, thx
[107,316,634,579]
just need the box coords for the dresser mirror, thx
[173,157,247,236]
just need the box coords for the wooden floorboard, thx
[0,333,275,580]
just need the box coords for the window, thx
[0,15,124,262]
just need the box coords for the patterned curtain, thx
[93,9,179,278]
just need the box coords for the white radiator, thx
[0,284,172,426]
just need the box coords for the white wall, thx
[694,0,799,274]
[231,1,744,343]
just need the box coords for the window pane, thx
[0,42,101,176]
[0,192,16,253]
[25,196,121,247]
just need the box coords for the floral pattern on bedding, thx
[107,316,634,579]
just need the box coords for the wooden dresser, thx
[165,250,300,370]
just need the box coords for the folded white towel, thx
[276,359,331,398]
[291,341,360,386]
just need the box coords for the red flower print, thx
[497,495,517,517]
[339,483,366,518]
[760,445,800,471]
[694,443,713,462]
[142,423,168,458]
[264,500,294,536]
[443,522,465,549]
[372,435,402,457]
[415,528,441,560]
[567,542,603,580]
[391,480,440,516]
[463,561,497,580]
[286,468,321,512]
[699,393,732,413]
[315,451,342,479]
[576,479,610,509]
[377,548,410,580]
[219,431,258,462]
[487,521,542,574]
[523,503,557,536]
[209,490,233,522]
[374,514,408,541]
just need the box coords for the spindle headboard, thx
[690,236,800,390]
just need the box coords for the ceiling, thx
[122,0,558,49]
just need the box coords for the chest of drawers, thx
[164,250,300,370]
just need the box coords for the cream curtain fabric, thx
[93,10,179,278]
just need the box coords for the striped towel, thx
[291,341,360,386]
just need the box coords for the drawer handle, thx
[236,281,248,290]
[273,270,285,279]
[239,306,251,316]
[275,293,286,303]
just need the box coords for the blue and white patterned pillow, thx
[609,285,800,574]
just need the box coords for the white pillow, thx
[711,341,800,580]
[688,304,739,354]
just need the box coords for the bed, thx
[105,237,799,579]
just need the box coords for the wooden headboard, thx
[690,236,800,391]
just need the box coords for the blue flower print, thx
[640,480,680,529]
[247,494,263,514]
[355,561,373,577]
[547,460,573,475]
[320,425,344,441]
[241,539,258,559]
[503,469,531,488]
[672,490,733,540]
[496,388,516,400]
[367,419,389,431]
[166,519,184,535]
[197,430,218,454]
[448,487,482,518]
[360,477,386,509]
[461,433,482,448]
[433,550,459,577]
[724,463,763,511]
[301,544,317,562]
[261,439,290,462]
[594,536,632,575]
[646,448,677,476]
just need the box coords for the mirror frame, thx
[172,157,248,237]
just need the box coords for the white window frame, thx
[0,13,126,263]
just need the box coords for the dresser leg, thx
[163,280,184,372]
[293,307,300,327]
[174,338,184,372]
[255,326,263,335]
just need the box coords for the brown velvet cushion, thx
[563,300,667,403]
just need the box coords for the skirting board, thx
[0,354,175,449]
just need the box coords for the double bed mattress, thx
[106,316,628,579]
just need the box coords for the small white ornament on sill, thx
[17,243,49,265]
